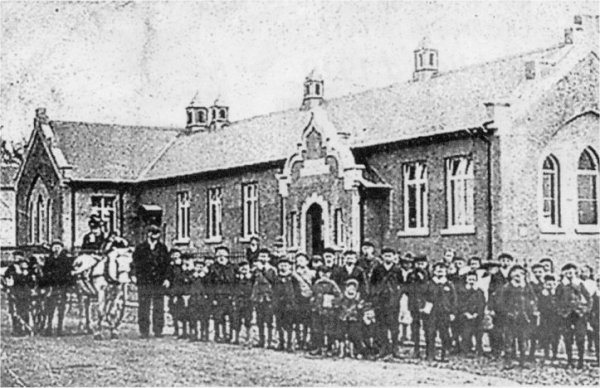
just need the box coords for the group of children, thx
[163,241,600,369]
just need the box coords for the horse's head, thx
[108,247,133,283]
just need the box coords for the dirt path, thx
[1,331,516,386]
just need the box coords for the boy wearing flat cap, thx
[338,278,365,358]
[273,257,301,352]
[251,248,276,348]
[556,263,592,369]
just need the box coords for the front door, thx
[306,203,324,257]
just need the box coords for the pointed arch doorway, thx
[306,203,324,257]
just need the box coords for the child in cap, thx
[457,271,485,355]
[537,274,560,363]
[337,278,365,358]
[232,260,253,345]
[273,257,300,352]
[293,252,315,350]
[310,266,342,356]
[166,249,186,338]
[496,265,538,369]
[422,262,457,362]
[251,248,276,348]
[189,258,210,341]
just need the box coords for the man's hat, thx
[311,254,323,262]
[322,247,336,255]
[258,248,271,255]
[215,245,230,254]
[194,257,206,264]
[343,250,357,256]
[414,255,428,263]
[51,239,63,246]
[468,256,482,264]
[381,246,395,255]
[361,240,374,248]
[498,253,514,261]
[452,256,466,263]
[508,265,526,278]
[169,248,182,256]
[295,252,308,260]
[146,224,161,234]
[238,259,250,267]
[531,263,544,270]
[277,257,291,265]
[543,274,556,282]
[402,254,414,263]
[89,214,104,227]
[345,278,359,288]
[432,261,448,270]
[561,263,577,272]
[13,250,25,257]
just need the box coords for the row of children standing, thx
[165,240,599,369]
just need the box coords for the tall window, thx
[36,194,44,243]
[46,199,52,242]
[207,188,222,239]
[541,155,560,228]
[334,208,344,246]
[403,162,428,231]
[242,183,259,238]
[91,195,117,234]
[176,191,190,240]
[446,157,474,228]
[288,211,298,247]
[577,147,598,226]
[29,199,35,244]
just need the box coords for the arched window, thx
[541,155,560,228]
[46,198,52,242]
[419,53,423,67]
[219,109,227,119]
[197,110,206,123]
[429,53,435,66]
[36,194,45,243]
[577,147,598,226]
[186,111,193,125]
[305,84,310,96]
[28,198,36,244]
[315,83,321,96]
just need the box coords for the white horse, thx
[71,248,133,339]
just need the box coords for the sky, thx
[1,0,598,141]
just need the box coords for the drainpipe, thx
[466,124,495,261]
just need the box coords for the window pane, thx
[578,150,596,170]
[408,184,417,228]
[419,183,427,228]
[578,175,596,200]
[579,200,598,225]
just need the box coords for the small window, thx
[446,157,474,228]
[176,191,190,240]
[91,195,117,235]
[577,147,598,226]
[36,195,45,243]
[334,208,344,246]
[305,84,310,96]
[541,155,560,228]
[242,183,259,238]
[419,53,423,67]
[46,199,52,242]
[207,188,222,239]
[219,109,227,120]
[187,111,193,125]
[315,83,321,96]
[403,162,428,231]
[429,53,434,66]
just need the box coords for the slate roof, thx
[49,121,180,181]
[44,42,578,182]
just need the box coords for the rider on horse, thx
[81,215,107,253]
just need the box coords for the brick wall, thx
[136,164,283,252]
[359,135,495,260]
[498,53,600,269]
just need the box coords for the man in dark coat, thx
[4,251,37,336]
[81,215,107,252]
[370,247,403,359]
[556,263,592,369]
[406,262,429,358]
[332,250,367,295]
[245,236,261,267]
[132,224,170,338]
[41,240,74,336]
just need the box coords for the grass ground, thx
[1,307,598,386]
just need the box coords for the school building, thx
[14,16,600,268]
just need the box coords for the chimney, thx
[300,69,324,111]
[185,93,210,132]
[210,96,230,131]
[572,14,600,45]
[524,61,536,80]
[413,37,438,82]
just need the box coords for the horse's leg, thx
[85,296,93,334]
[93,287,105,340]
[108,286,126,339]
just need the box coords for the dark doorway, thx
[306,203,324,257]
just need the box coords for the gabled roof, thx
[49,121,180,181]
[34,40,589,183]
